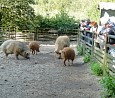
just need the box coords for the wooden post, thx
[77,29,80,45]
[14,26,16,40]
[103,34,109,75]
[91,32,94,58]
[33,33,35,41]
[83,31,86,55]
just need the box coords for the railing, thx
[0,27,35,44]
[35,28,79,41]
[78,30,115,76]
[0,27,79,43]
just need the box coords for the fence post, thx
[103,34,109,75]
[14,26,16,40]
[35,28,38,40]
[83,31,87,55]
[77,29,80,45]
[91,32,94,58]
[79,30,85,55]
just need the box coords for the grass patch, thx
[83,54,91,63]
[90,61,103,76]
[100,75,115,98]
[77,44,83,55]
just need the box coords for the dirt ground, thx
[0,41,102,98]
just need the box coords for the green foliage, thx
[87,2,100,21]
[90,61,103,76]
[0,0,35,29]
[100,75,115,98]
[83,54,91,63]
[1,0,115,30]
[16,19,35,30]
[34,0,115,21]
[53,11,79,29]
[77,44,84,55]
[35,11,79,30]
[38,17,52,28]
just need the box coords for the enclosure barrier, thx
[78,30,115,77]
[0,27,35,44]
[0,27,79,44]
[35,28,79,41]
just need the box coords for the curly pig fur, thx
[29,41,40,55]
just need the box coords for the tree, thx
[34,0,114,21]
[0,0,35,29]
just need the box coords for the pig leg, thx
[15,53,19,60]
[35,50,37,55]
[5,53,8,58]
[63,59,67,66]
[71,60,73,65]
[4,49,9,58]
[32,50,34,55]
[68,59,70,66]
[33,50,35,55]
[37,49,40,52]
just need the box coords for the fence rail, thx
[0,27,79,44]
[35,28,79,41]
[0,27,35,44]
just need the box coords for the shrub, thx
[77,44,83,55]
[35,11,79,30]
[90,61,103,76]
[100,75,115,98]
[83,54,91,63]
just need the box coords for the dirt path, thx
[0,41,102,98]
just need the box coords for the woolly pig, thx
[54,35,70,54]
[29,41,40,55]
[59,47,75,66]
[1,39,30,59]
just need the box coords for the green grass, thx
[77,44,83,55]
[100,75,115,98]
[83,54,91,63]
[90,61,103,76]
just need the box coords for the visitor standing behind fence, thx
[80,20,86,40]
[90,21,98,36]
[95,17,115,50]
[84,18,92,44]
[90,21,98,44]
[80,18,92,44]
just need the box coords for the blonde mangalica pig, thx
[1,39,30,59]
[54,35,70,54]
[59,47,75,66]
[29,41,40,55]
